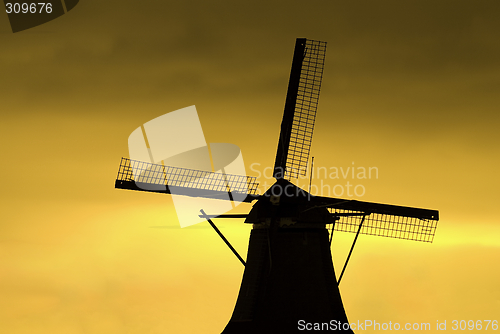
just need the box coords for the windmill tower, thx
[115,38,439,333]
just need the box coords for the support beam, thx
[200,209,246,266]
[338,215,366,285]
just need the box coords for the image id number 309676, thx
[451,320,498,330]
[5,2,53,14]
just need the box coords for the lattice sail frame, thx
[285,39,326,179]
[116,157,259,195]
[327,208,438,243]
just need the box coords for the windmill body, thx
[115,38,439,333]
[222,180,352,333]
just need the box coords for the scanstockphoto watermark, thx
[250,162,379,198]
[298,319,499,331]
[298,319,432,331]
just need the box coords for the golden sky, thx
[1,1,499,333]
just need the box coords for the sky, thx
[1,0,499,333]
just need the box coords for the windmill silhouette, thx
[115,38,439,333]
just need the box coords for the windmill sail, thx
[115,157,259,202]
[311,196,439,242]
[274,38,327,179]
[331,210,438,242]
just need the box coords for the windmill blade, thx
[274,38,327,179]
[311,196,439,242]
[115,157,260,202]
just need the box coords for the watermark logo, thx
[4,0,79,33]
[250,162,379,198]
[128,105,250,228]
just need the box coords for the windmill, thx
[115,38,439,333]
